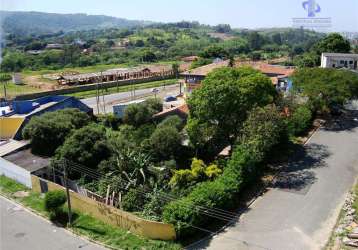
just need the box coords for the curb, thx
[185,122,323,249]
[0,193,112,250]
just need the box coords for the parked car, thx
[164,95,177,102]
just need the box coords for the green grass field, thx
[1,82,39,99]
[0,175,181,250]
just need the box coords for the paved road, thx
[0,196,105,250]
[82,84,181,114]
[194,112,358,250]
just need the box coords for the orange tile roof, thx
[181,60,230,77]
[254,64,295,77]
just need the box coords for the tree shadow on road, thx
[270,143,331,193]
[186,143,332,249]
[322,110,358,133]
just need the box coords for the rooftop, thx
[4,148,50,173]
[322,53,358,58]
[181,60,295,79]
[181,60,230,77]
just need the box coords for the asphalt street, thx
[193,112,358,250]
[0,196,105,250]
[82,83,181,114]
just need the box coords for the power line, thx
[59,160,239,222]
[53,159,270,249]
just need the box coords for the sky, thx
[2,0,358,32]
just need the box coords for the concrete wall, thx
[0,157,32,188]
[0,117,25,139]
[31,175,176,241]
[15,75,174,101]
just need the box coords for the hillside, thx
[0,11,150,35]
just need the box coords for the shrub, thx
[169,158,222,189]
[122,187,147,212]
[98,113,121,130]
[287,105,312,136]
[44,190,67,216]
[163,106,286,238]
[144,98,163,114]
[157,115,183,131]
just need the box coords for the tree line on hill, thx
[1,18,326,72]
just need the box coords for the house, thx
[253,64,295,92]
[321,53,358,70]
[180,60,230,97]
[0,95,92,140]
[45,43,64,50]
[182,56,199,62]
[180,60,295,96]
[152,104,189,121]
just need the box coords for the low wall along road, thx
[31,175,176,241]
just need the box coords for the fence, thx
[0,157,32,188]
[31,175,176,241]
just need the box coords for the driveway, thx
[0,196,105,250]
[193,112,358,250]
[82,84,181,114]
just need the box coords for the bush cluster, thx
[44,190,67,218]
[162,106,286,238]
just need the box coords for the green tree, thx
[55,124,111,170]
[248,32,264,50]
[22,109,91,156]
[308,33,351,66]
[187,67,276,154]
[292,68,358,112]
[200,45,228,59]
[313,33,351,55]
[149,126,182,161]
[123,103,152,127]
[144,98,163,114]
[190,57,212,69]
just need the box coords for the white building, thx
[112,99,145,118]
[321,53,358,70]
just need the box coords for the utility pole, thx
[96,79,100,115]
[63,159,72,226]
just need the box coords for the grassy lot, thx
[3,61,178,98]
[0,175,182,250]
[1,82,39,99]
[68,79,178,99]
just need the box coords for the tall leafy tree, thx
[292,68,358,112]
[55,124,111,170]
[187,67,276,155]
[23,109,91,156]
